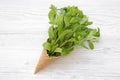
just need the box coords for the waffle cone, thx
[34,49,59,74]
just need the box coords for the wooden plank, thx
[0,0,120,80]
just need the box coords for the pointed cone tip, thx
[34,49,59,74]
[34,69,39,74]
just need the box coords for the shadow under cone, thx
[34,49,58,74]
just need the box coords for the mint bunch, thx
[43,5,100,57]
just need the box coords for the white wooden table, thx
[0,0,120,80]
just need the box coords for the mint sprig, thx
[43,5,100,57]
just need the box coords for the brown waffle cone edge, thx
[34,49,59,74]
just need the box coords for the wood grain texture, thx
[0,0,120,80]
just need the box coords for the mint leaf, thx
[56,14,64,26]
[50,4,57,10]
[61,46,74,56]
[76,40,88,49]
[80,15,88,24]
[48,26,55,40]
[64,15,71,27]
[59,30,72,41]
[88,40,94,49]
[91,38,98,42]
[86,29,97,40]
[54,48,62,53]
[94,28,100,37]
[70,17,81,24]
[48,5,57,23]
[43,42,51,51]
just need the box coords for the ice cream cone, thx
[34,49,59,74]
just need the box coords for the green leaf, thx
[57,25,63,36]
[80,15,88,24]
[56,14,64,26]
[61,47,74,56]
[50,4,57,10]
[43,42,51,51]
[86,29,96,40]
[91,38,98,42]
[77,40,88,49]
[94,28,100,37]
[54,47,62,53]
[59,30,72,41]
[85,22,93,26]
[64,32,73,40]
[88,40,94,49]
[64,15,71,27]
[48,11,56,22]
[51,43,58,51]
[48,5,57,23]
[70,17,81,24]
[69,23,81,31]
[59,38,74,47]
[48,26,55,40]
